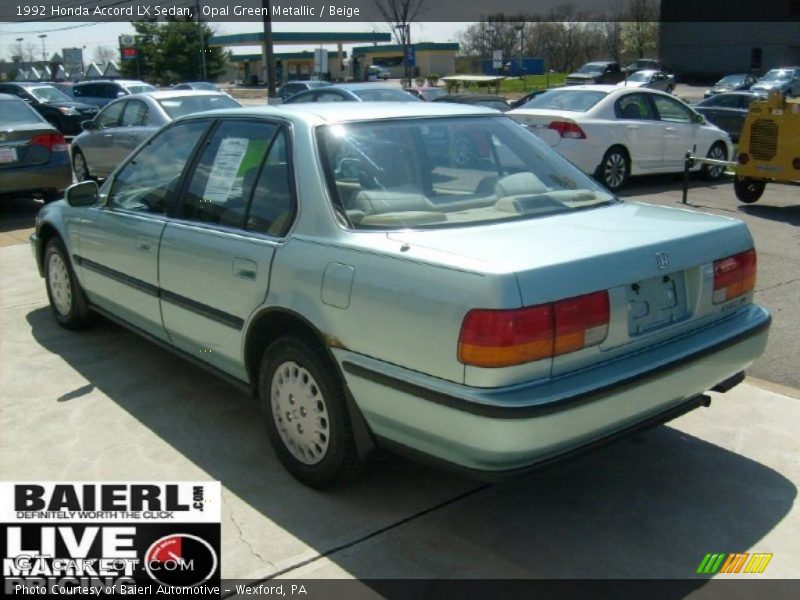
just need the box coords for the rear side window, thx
[246,130,295,236]
[179,120,281,229]
[103,84,122,99]
[121,100,148,126]
[616,93,656,120]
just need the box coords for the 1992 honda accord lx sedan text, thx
[30,103,771,488]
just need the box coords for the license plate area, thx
[626,272,689,336]
[0,146,18,164]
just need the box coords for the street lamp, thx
[15,38,23,63]
[514,23,524,86]
[38,34,47,63]
[486,24,496,78]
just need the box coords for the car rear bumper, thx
[336,304,770,475]
[0,159,72,196]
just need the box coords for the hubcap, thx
[74,154,87,181]
[47,253,72,316]
[707,146,725,178]
[604,153,626,189]
[271,361,330,465]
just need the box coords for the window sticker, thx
[203,137,249,204]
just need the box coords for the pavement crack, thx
[228,507,275,570]
[757,277,800,293]
[246,483,491,585]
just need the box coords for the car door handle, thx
[136,236,152,252]
[233,258,257,280]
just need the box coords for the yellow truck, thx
[734,91,800,203]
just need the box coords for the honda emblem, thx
[656,252,670,270]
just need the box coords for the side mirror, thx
[81,120,97,131]
[65,181,98,207]
[694,113,705,124]
[117,91,126,98]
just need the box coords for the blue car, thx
[32,102,770,487]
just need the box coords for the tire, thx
[701,142,728,181]
[666,85,674,94]
[258,335,362,488]
[44,238,91,329]
[596,146,630,192]
[734,176,766,204]
[72,149,91,182]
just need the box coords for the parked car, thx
[565,61,625,86]
[172,82,220,92]
[693,92,761,142]
[71,79,156,107]
[276,80,333,102]
[71,90,241,181]
[509,86,732,191]
[0,94,72,202]
[281,84,420,104]
[404,86,447,101]
[623,58,665,75]
[432,93,511,111]
[749,67,800,97]
[704,74,758,99]
[616,70,676,93]
[0,82,99,135]
[32,102,770,487]
[365,65,391,81]
[52,82,76,98]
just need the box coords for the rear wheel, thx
[701,142,728,181]
[596,146,630,192]
[258,335,362,488]
[72,149,91,182]
[734,176,766,203]
[44,238,91,329]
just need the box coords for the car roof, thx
[134,90,228,99]
[74,79,148,86]
[183,101,498,125]
[434,93,507,102]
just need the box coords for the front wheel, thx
[734,176,766,203]
[44,238,91,329]
[258,335,362,488]
[701,143,728,181]
[596,147,630,192]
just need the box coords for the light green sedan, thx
[31,102,770,488]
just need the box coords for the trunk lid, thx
[0,124,60,168]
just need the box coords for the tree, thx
[622,0,659,59]
[120,17,227,84]
[92,45,118,65]
[372,0,431,83]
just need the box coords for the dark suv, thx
[71,79,155,107]
[276,80,332,102]
[0,82,98,135]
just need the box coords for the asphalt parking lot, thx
[1,163,799,583]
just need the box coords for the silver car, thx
[71,90,241,181]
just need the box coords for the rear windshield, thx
[718,75,745,84]
[352,88,419,102]
[157,94,241,118]
[317,116,615,230]
[761,70,792,82]
[421,88,447,101]
[578,63,605,74]
[0,97,45,124]
[126,84,156,94]
[521,89,607,112]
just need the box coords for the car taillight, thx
[713,249,756,304]
[458,290,609,368]
[31,133,68,153]
[547,120,586,139]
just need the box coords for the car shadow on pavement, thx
[739,203,800,227]
[25,307,797,587]
[0,196,41,234]
[618,173,732,198]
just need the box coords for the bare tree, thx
[92,46,118,65]
[372,0,430,82]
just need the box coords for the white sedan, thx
[509,86,731,191]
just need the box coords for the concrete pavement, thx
[1,241,798,582]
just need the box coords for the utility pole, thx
[261,0,276,97]
[15,38,23,63]
[195,0,207,80]
[38,34,47,63]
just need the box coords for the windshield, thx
[577,63,605,74]
[718,75,745,85]
[627,72,650,82]
[521,89,607,112]
[0,97,45,124]
[317,116,616,230]
[352,88,420,102]
[421,88,447,101]
[126,84,156,94]
[28,86,73,103]
[157,94,241,118]
[761,70,792,82]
